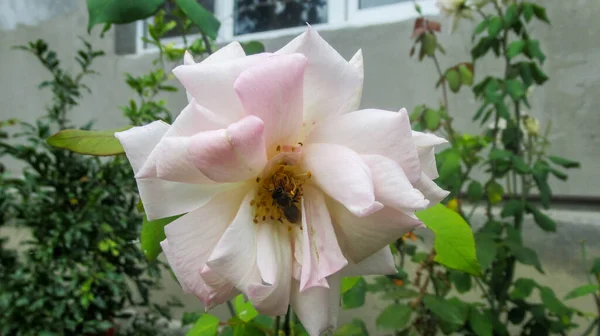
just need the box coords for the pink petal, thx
[306,108,422,184]
[276,27,362,128]
[234,54,307,150]
[202,41,246,65]
[361,154,429,212]
[115,120,170,174]
[206,190,262,293]
[412,131,448,179]
[199,265,239,309]
[248,223,293,316]
[189,115,268,183]
[342,49,364,113]
[415,172,450,205]
[291,273,341,336]
[302,143,382,217]
[173,53,271,123]
[328,199,423,263]
[300,186,347,292]
[160,187,246,302]
[167,99,229,137]
[342,247,397,276]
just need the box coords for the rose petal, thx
[361,154,429,212]
[291,273,341,336]
[199,265,239,309]
[160,187,246,302]
[302,143,382,217]
[248,223,292,316]
[328,199,423,262]
[300,186,347,291]
[342,247,397,276]
[306,108,421,184]
[115,120,170,174]
[415,172,450,205]
[342,49,364,113]
[189,115,268,183]
[412,131,447,179]
[276,26,362,129]
[234,54,307,150]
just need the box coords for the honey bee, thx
[271,186,301,224]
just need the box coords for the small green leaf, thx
[334,319,368,336]
[475,233,497,270]
[506,242,544,273]
[46,126,132,156]
[512,155,531,174]
[341,276,362,295]
[175,0,221,40]
[423,108,441,130]
[510,278,537,300]
[449,270,471,293]
[486,182,504,205]
[242,41,266,55]
[487,16,503,38]
[438,149,461,181]
[416,204,482,276]
[526,203,556,232]
[539,286,569,316]
[376,304,412,330]
[501,199,523,218]
[469,308,493,336]
[523,3,534,22]
[467,181,483,202]
[186,314,219,336]
[233,294,259,322]
[342,277,366,309]
[591,258,600,276]
[458,64,474,86]
[446,69,461,93]
[548,156,581,169]
[504,4,518,27]
[422,33,437,57]
[141,214,182,261]
[507,40,526,58]
[474,19,489,36]
[525,40,546,63]
[532,4,550,24]
[86,0,165,31]
[564,284,600,300]
[422,295,466,326]
[506,79,525,100]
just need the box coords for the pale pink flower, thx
[116,27,448,335]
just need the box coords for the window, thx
[129,0,437,54]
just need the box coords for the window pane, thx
[234,0,327,36]
[359,0,409,9]
[162,0,215,38]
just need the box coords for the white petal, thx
[342,247,397,277]
[328,199,423,263]
[300,186,347,291]
[161,187,246,302]
[207,189,262,293]
[415,172,450,205]
[199,265,239,309]
[302,143,382,217]
[276,27,362,128]
[115,121,169,174]
[248,223,293,316]
[412,131,447,179]
[306,108,422,184]
[342,49,364,113]
[291,273,341,336]
[202,41,247,65]
[167,99,229,137]
[361,154,429,212]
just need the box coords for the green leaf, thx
[467,181,484,202]
[422,33,437,57]
[523,3,534,22]
[175,0,221,40]
[525,40,546,63]
[473,19,489,36]
[504,4,518,27]
[416,204,482,276]
[508,307,526,324]
[539,286,569,316]
[501,199,523,218]
[141,214,182,261]
[506,242,544,273]
[475,233,497,270]
[591,258,600,276]
[532,4,550,24]
[486,181,504,205]
[186,314,219,336]
[423,108,441,130]
[376,304,412,330]
[46,126,132,156]
[233,294,259,322]
[422,295,466,326]
[510,278,537,300]
[341,276,362,295]
[506,79,525,100]
[507,40,526,58]
[438,149,462,181]
[242,41,266,55]
[512,155,531,174]
[449,270,472,293]
[446,69,461,93]
[342,277,366,309]
[526,203,556,232]
[487,16,503,38]
[86,0,164,31]
[548,156,581,169]
[469,308,493,336]
[334,319,368,336]
[564,284,600,300]
[458,64,474,86]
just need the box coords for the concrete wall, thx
[1,0,599,333]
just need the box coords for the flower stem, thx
[226,300,235,317]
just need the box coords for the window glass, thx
[234,0,327,36]
[359,0,408,9]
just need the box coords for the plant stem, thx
[283,307,292,336]
[475,277,496,314]
[274,316,281,336]
[431,54,455,141]
[579,319,598,336]
[226,300,235,317]
[200,31,214,55]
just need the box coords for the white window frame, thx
[134,0,437,55]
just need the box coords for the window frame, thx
[134,0,438,55]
